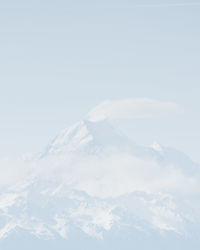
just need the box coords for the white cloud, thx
[37,153,199,198]
[0,157,31,187]
[0,147,199,238]
[86,98,182,122]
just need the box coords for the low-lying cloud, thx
[0,150,199,238]
[0,150,198,198]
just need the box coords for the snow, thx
[0,118,200,249]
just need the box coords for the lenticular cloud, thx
[86,98,182,122]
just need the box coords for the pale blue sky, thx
[0,0,200,161]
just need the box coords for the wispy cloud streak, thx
[128,2,200,8]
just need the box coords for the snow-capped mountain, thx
[42,119,134,155]
[42,119,198,175]
[0,118,200,249]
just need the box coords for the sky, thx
[0,0,200,162]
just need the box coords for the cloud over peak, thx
[86,98,182,122]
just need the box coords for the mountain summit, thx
[42,119,198,175]
[43,119,134,156]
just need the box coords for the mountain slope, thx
[42,119,199,175]
[0,119,200,249]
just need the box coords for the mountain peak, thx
[42,119,132,156]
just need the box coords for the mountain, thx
[42,119,198,175]
[0,119,200,249]
[42,119,134,155]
